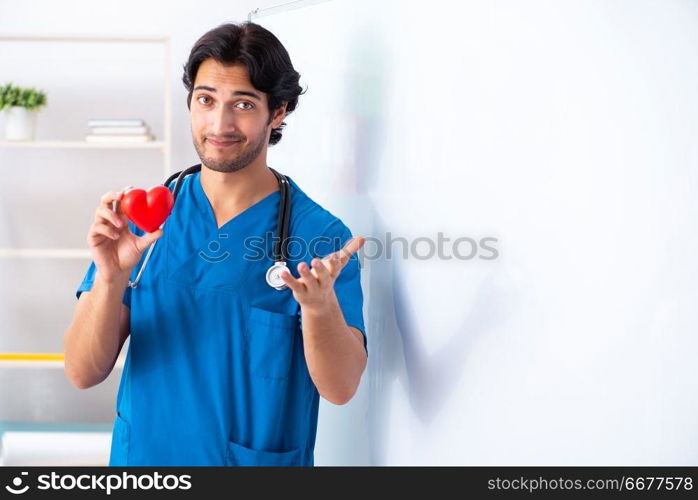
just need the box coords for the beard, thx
[193,126,268,173]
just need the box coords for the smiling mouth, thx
[207,138,240,148]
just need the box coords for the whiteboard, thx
[257,0,698,465]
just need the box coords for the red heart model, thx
[120,186,174,233]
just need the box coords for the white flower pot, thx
[4,106,38,141]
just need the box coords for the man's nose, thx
[210,106,238,137]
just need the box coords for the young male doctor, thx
[63,21,367,466]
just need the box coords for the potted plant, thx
[0,82,47,141]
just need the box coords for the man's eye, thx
[197,95,211,105]
[236,102,253,110]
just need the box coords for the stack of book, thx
[85,119,155,143]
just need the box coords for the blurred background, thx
[0,0,697,465]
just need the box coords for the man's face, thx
[190,58,284,173]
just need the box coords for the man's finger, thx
[297,261,319,292]
[335,236,366,267]
[321,252,342,277]
[108,186,133,214]
[135,229,163,253]
[95,206,124,230]
[280,268,305,294]
[101,191,121,210]
[310,257,331,285]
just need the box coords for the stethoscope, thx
[116,163,291,290]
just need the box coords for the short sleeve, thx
[75,261,133,308]
[75,220,143,308]
[301,219,367,357]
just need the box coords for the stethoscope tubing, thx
[121,164,291,290]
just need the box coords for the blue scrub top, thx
[75,170,367,466]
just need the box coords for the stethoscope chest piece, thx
[266,261,290,290]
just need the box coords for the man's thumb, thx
[136,228,163,253]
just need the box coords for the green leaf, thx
[0,82,48,111]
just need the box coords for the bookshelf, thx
[0,33,171,372]
[0,33,171,264]
[0,33,172,178]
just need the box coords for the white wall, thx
[1,0,697,465]
[256,0,698,465]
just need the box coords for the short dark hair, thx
[182,22,306,146]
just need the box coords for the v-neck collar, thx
[192,170,281,232]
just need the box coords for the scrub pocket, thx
[225,438,302,466]
[244,306,297,380]
[109,413,130,466]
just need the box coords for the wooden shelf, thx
[0,140,165,150]
[0,248,91,259]
[0,33,168,43]
[0,356,125,370]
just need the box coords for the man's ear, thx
[269,101,288,129]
